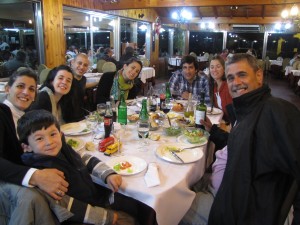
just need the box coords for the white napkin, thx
[144,163,161,187]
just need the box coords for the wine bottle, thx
[117,91,127,125]
[139,99,149,138]
[165,82,171,101]
[195,92,207,129]
[184,93,194,118]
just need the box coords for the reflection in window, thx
[227,32,264,58]
[189,32,223,56]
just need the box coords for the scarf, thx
[3,99,24,130]
[110,70,133,100]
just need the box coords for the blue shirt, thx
[169,70,210,103]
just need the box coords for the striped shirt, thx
[169,70,210,103]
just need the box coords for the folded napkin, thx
[144,163,161,187]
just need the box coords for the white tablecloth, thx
[139,67,155,84]
[76,108,223,225]
[270,60,283,66]
[285,66,293,76]
[168,57,181,67]
[84,72,103,84]
[197,56,208,62]
[291,70,300,77]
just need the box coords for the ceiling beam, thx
[101,0,298,10]
[161,16,282,24]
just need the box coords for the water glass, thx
[97,103,106,117]
[112,123,126,155]
[85,114,98,142]
[137,120,150,151]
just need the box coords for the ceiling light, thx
[171,8,192,24]
[280,4,299,29]
[139,24,147,31]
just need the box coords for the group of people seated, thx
[1,51,300,225]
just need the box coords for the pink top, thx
[211,146,228,191]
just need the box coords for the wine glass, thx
[161,99,173,114]
[137,120,150,151]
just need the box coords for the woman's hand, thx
[106,174,122,192]
[29,169,69,200]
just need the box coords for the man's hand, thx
[29,169,69,200]
[106,174,122,192]
[201,117,213,132]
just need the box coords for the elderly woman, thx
[209,55,233,124]
[0,68,69,224]
[96,57,143,104]
[30,65,76,124]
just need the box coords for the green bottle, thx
[195,92,207,129]
[138,99,149,138]
[165,82,171,101]
[117,91,127,125]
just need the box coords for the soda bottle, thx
[138,99,149,138]
[104,101,113,138]
[195,92,207,130]
[117,91,127,125]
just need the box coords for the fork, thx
[172,145,203,152]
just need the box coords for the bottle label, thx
[195,110,205,125]
[104,117,112,126]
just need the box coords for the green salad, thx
[67,139,79,148]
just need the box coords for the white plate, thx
[156,144,204,164]
[106,156,147,176]
[177,135,208,146]
[66,137,85,151]
[61,122,91,136]
[206,107,222,115]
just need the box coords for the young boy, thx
[17,109,151,225]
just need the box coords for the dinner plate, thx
[156,144,204,164]
[66,137,85,151]
[177,135,208,146]
[206,107,222,115]
[61,122,91,136]
[106,156,147,176]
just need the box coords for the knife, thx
[170,150,185,163]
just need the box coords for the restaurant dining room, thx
[1,0,300,225]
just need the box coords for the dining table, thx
[62,103,224,225]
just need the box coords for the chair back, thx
[102,62,116,73]
[37,64,47,75]
[282,58,290,70]
[257,59,265,71]
[39,68,51,85]
[96,59,106,73]
[293,60,300,70]
[265,56,271,70]
[140,58,150,67]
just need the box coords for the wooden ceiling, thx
[101,0,300,25]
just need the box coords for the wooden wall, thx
[43,0,159,70]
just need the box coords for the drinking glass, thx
[112,123,126,156]
[160,99,173,114]
[137,120,150,151]
[97,103,106,117]
[85,114,98,142]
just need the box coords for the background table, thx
[139,67,155,84]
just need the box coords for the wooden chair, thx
[102,62,116,73]
[96,59,106,73]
